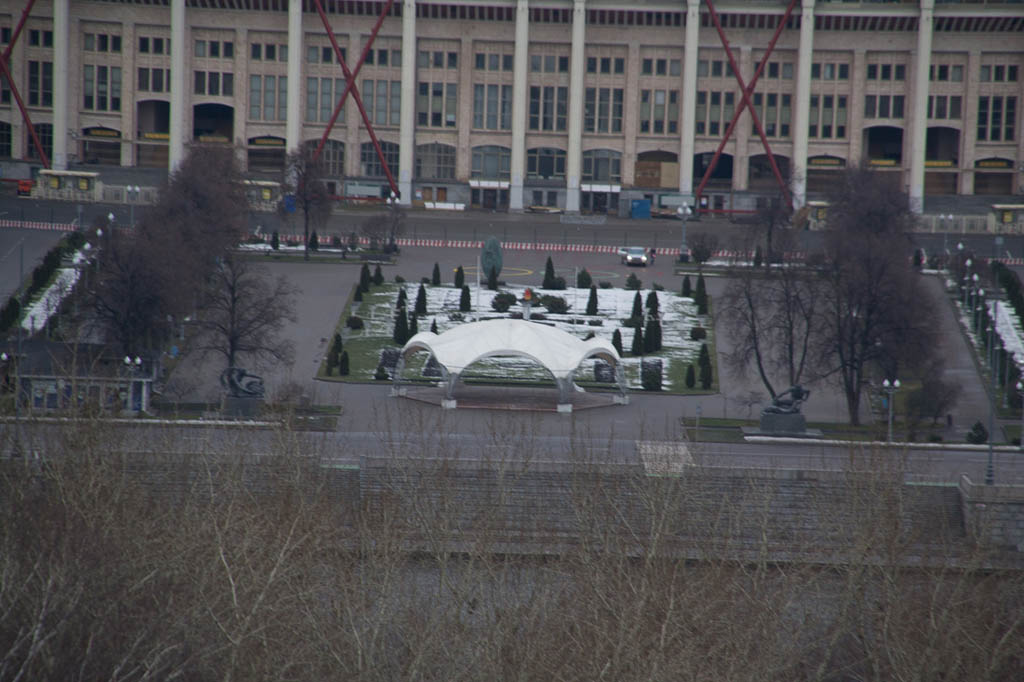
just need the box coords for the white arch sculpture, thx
[396,318,628,411]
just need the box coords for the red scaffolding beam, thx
[0,0,50,168]
[310,0,399,198]
[694,0,796,210]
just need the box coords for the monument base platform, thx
[742,426,824,439]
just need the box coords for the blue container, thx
[630,199,651,219]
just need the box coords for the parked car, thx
[620,246,650,266]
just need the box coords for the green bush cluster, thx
[540,295,569,314]
[491,292,518,313]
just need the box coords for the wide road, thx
[3,414,1022,486]
[3,194,1023,259]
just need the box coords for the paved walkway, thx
[930,274,996,438]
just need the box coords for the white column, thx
[679,0,700,201]
[52,0,69,169]
[509,0,530,211]
[286,0,303,153]
[908,0,934,214]
[169,0,187,171]
[791,0,815,209]
[397,0,416,204]
[565,0,586,213]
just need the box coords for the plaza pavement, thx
[0,215,991,440]
[165,245,879,437]
[166,243,995,442]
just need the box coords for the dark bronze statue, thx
[762,384,810,415]
[220,367,265,398]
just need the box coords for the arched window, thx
[526,147,566,180]
[361,141,399,178]
[471,145,510,179]
[582,149,621,182]
[415,143,456,179]
[305,139,345,176]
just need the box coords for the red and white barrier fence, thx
[0,219,75,231]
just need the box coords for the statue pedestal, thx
[223,395,263,419]
[759,412,807,434]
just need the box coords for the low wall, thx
[960,474,1024,552]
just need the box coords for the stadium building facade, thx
[0,0,1021,214]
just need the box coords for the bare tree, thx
[816,165,933,424]
[720,267,819,398]
[281,143,333,261]
[85,227,167,356]
[688,232,719,270]
[191,253,298,372]
[128,145,253,332]
[752,195,797,266]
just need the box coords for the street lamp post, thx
[975,288,985,336]
[126,185,141,228]
[677,204,692,262]
[986,297,999,486]
[942,214,954,255]
[882,378,900,443]
[122,355,143,412]
[1016,379,1024,453]
[1,352,19,425]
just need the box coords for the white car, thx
[620,246,650,266]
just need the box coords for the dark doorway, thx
[192,103,234,142]
[864,126,904,165]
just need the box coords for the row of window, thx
[590,57,627,75]
[29,29,53,47]
[531,54,569,74]
[808,94,847,139]
[194,71,235,97]
[473,83,513,130]
[84,33,121,53]
[305,77,347,124]
[137,67,171,93]
[83,65,122,111]
[250,75,287,121]
[584,87,624,133]
[928,95,962,120]
[252,43,286,61]
[476,53,510,71]
[978,96,1017,142]
[417,81,458,127]
[138,37,169,55]
[0,123,1018,182]
[867,63,904,81]
[307,45,344,64]
[811,62,850,81]
[641,58,681,77]
[195,40,234,59]
[363,79,402,126]
[424,50,459,69]
[864,94,906,119]
[981,64,1019,83]
[529,85,569,132]
[930,64,963,82]
[639,90,679,135]
[751,92,792,138]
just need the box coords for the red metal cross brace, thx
[0,0,50,168]
[311,0,399,198]
[694,0,797,210]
